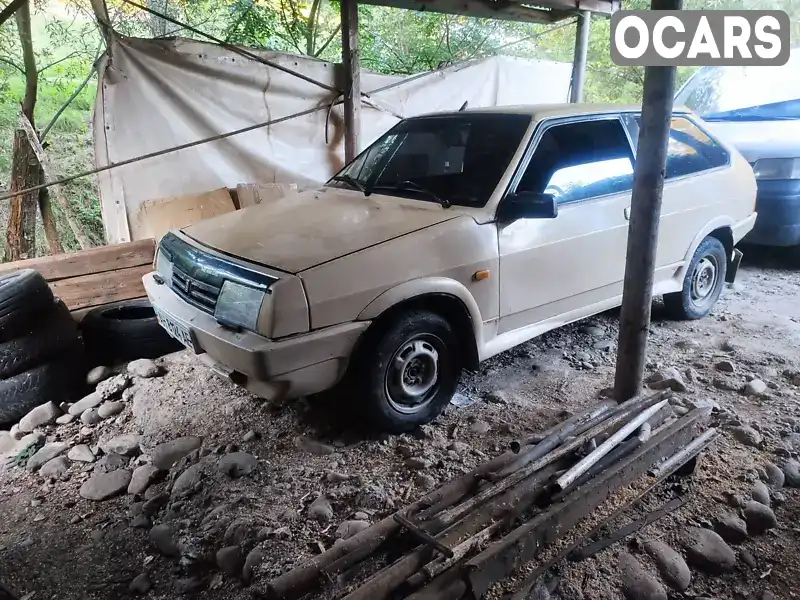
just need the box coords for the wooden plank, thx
[139,187,235,242]
[0,239,155,281]
[341,0,361,162]
[50,264,151,311]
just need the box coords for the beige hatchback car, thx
[144,104,757,432]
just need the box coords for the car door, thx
[498,115,636,335]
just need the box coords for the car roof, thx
[411,103,693,120]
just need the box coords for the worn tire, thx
[0,269,54,342]
[664,237,728,320]
[80,298,183,363]
[0,300,79,380]
[353,310,462,433]
[0,345,85,425]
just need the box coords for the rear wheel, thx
[355,310,462,433]
[664,237,727,320]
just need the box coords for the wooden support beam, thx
[0,0,26,28]
[340,0,360,163]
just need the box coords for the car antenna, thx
[458,101,468,111]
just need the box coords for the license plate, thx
[154,307,199,353]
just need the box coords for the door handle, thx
[624,206,631,221]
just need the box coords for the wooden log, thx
[393,514,453,558]
[49,264,151,310]
[340,0,360,162]
[7,128,38,261]
[38,183,64,255]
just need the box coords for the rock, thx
[673,406,689,416]
[683,527,736,573]
[216,545,244,577]
[336,519,370,540]
[713,377,739,391]
[731,426,762,448]
[594,339,614,351]
[27,442,68,471]
[396,444,414,458]
[783,459,800,487]
[618,552,667,600]
[308,495,333,523]
[581,325,606,337]
[218,452,258,478]
[80,469,132,501]
[130,514,151,529]
[224,519,256,546]
[87,366,113,386]
[447,441,469,453]
[96,453,129,473]
[415,473,436,490]
[761,591,775,600]
[174,577,204,594]
[150,523,180,556]
[740,549,757,569]
[96,374,131,399]
[745,379,768,396]
[782,432,800,451]
[642,539,691,592]
[18,402,60,433]
[405,457,431,470]
[772,491,787,506]
[356,485,394,510]
[715,360,736,373]
[150,436,202,469]
[39,456,70,477]
[98,402,124,419]
[715,512,748,544]
[485,390,511,405]
[470,420,491,434]
[129,464,163,495]
[676,339,701,350]
[69,392,104,415]
[295,436,335,456]
[129,572,151,595]
[55,414,75,425]
[127,359,161,378]
[242,547,264,584]
[687,397,720,412]
[743,501,777,535]
[242,430,258,442]
[67,444,95,463]
[81,408,101,425]
[172,463,203,498]
[326,471,352,483]
[648,367,687,392]
[752,481,771,506]
[142,492,169,515]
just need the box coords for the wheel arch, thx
[683,217,735,265]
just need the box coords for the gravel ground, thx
[1,247,800,600]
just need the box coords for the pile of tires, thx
[0,270,86,426]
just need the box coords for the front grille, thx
[171,266,222,314]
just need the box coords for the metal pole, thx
[614,0,682,401]
[340,0,361,162]
[569,10,591,103]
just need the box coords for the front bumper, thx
[143,272,370,400]
[743,180,800,247]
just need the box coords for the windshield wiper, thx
[332,175,366,192]
[368,180,452,208]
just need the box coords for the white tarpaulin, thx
[93,37,571,242]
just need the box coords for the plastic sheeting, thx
[93,37,571,242]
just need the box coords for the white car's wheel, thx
[664,237,728,320]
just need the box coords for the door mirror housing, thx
[497,192,558,222]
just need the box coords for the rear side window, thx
[517,118,635,205]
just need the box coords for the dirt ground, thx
[1,247,800,600]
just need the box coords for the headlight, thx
[752,158,800,180]
[214,281,265,332]
[155,248,173,286]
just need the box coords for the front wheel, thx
[664,236,727,320]
[355,310,462,433]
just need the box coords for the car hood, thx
[704,120,800,162]
[182,187,459,273]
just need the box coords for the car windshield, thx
[328,113,531,207]
[675,49,800,121]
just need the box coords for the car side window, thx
[516,118,635,205]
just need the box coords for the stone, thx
[98,434,141,457]
[218,452,258,478]
[98,402,125,419]
[713,377,739,391]
[648,367,687,392]
[142,492,169,515]
[326,471,352,483]
[81,409,101,425]
[782,432,800,451]
[308,495,333,523]
[129,464,163,495]
[744,501,777,535]
[130,514,152,529]
[127,359,161,378]
[356,485,394,510]
[772,491,787,506]
[783,460,800,487]
[415,473,436,490]
[224,519,256,546]
[676,339,701,350]
[150,523,180,556]
[150,436,202,469]
[447,441,469,453]
[174,577,204,594]
[745,379,768,396]
[96,453,129,473]
[39,456,70,477]
[581,325,606,337]
[687,397,720,412]
[295,436,335,456]
[335,519,370,540]
[128,573,152,595]
[80,469,132,501]
[618,552,667,600]
[740,549,757,569]
[172,463,203,498]
[470,420,491,434]
[18,402,60,433]
[752,481,771,506]
[683,527,736,573]
[485,390,511,405]
[216,545,244,577]
[68,392,104,415]
[243,430,258,442]
[55,414,75,425]
[96,374,131,399]
[405,457,431,470]
[642,539,691,592]
[26,442,68,471]
[715,360,736,373]
[396,444,414,458]
[731,426,762,448]
[242,547,264,584]
[715,512,748,544]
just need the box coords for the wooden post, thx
[614,0,682,401]
[569,10,591,103]
[340,0,360,162]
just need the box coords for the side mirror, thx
[497,192,558,222]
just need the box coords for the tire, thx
[664,237,728,320]
[80,298,184,363]
[353,310,462,433]
[0,345,85,426]
[0,269,54,342]
[0,300,79,380]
